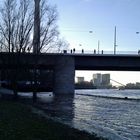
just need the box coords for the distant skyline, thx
[75,71,140,85]
[49,0,140,84]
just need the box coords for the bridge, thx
[110,79,125,87]
[0,52,140,95]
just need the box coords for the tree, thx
[0,0,68,53]
[0,0,33,52]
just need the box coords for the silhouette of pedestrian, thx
[101,50,103,54]
[73,48,75,53]
[71,49,72,53]
[138,50,140,54]
[82,49,84,53]
[94,49,96,54]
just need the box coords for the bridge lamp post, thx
[114,26,117,55]
[78,30,93,53]
[98,40,100,54]
[89,31,100,54]
[136,32,140,54]
[89,30,97,53]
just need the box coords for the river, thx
[1,88,140,140]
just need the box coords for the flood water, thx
[2,88,140,140]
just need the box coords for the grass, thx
[0,100,106,140]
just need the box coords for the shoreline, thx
[76,93,140,101]
[0,93,106,140]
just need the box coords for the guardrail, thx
[60,50,139,55]
[0,50,140,55]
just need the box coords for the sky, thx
[50,0,140,51]
[50,0,140,85]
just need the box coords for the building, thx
[77,77,84,83]
[93,73,110,87]
[102,74,110,86]
[93,73,102,86]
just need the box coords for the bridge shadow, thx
[0,90,75,125]
[34,94,75,123]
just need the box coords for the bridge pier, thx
[53,56,75,96]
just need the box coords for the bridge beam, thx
[53,56,75,95]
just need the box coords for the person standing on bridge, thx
[101,50,103,54]
[73,48,75,53]
[138,50,140,55]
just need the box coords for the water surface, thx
[33,89,140,140]
[2,88,140,140]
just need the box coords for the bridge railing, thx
[0,50,139,55]
[59,50,139,55]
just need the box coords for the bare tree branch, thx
[0,0,68,53]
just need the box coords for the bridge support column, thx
[53,56,75,95]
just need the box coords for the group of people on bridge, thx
[64,48,104,54]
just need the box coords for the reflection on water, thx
[37,92,54,103]
[34,94,75,125]
[1,89,140,140]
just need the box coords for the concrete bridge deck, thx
[0,52,140,71]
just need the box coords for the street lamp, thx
[136,31,140,54]
[89,31,100,54]
[98,40,100,54]
[114,26,117,54]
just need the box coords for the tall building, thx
[93,73,102,86]
[102,74,110,86]
[93,73,110,87]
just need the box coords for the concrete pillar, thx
[53,56,75,95]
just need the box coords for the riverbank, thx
[0,99,106,140]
